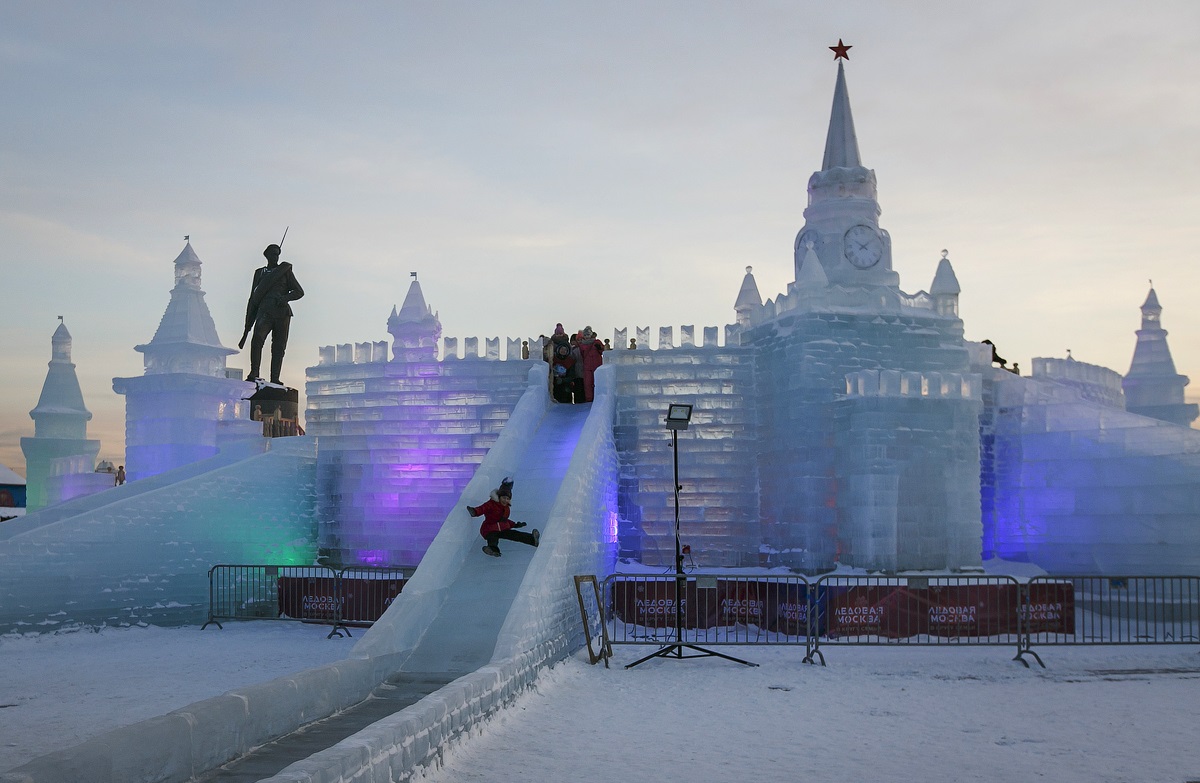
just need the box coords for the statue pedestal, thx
[248,385,302,437]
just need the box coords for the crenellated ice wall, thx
[988,359,1200,574]
[306,338,539,567]
[836,369,983,571]
[606,326,760,567]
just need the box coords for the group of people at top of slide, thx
[545,323,605,404]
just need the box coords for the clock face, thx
[843,225,883,269]
[794,230,820,253]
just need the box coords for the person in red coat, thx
[576,326,605,402]
[466,478,540,557]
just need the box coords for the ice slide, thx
[4,368,617,782]
[391,400,590,675]
[187,368,616,783]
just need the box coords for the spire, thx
[734,266,762,310]
[394,276,432,324]
[388,275,442,361]
[30,320,92,437]
[1140,285,1162,327]
[136,241,235,374]
[930,250,961,295]
[1123,285,1197,426]
[930,250,961,318]
[821,61,862,170]
[733,266,763,328]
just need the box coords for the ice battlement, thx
[315,324,745,365]
[844,369,981,400]
[1032,357,1125,408]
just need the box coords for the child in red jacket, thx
[467,478,540,557]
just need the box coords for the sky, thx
[2,1,1199,474]
[3,623,1199,781]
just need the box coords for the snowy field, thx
[0,622,350,772]
[3,624,1200,782]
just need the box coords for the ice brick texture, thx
[0,437,317,634]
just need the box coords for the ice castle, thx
[306,58,1200,576]
[5,55,1200,637]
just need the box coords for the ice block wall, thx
[835,369,983,571]
[306,343,537,567]
[749,310,973,572]
[989,364,1200,574]
[0,437,317,634]
[607,328,760,567]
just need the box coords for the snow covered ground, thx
[3,623,1200,782]
[420,644,1200,783]
[0,622,350,772]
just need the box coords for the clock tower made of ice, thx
[792,43,900,291]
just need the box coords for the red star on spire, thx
[829,39,852,60]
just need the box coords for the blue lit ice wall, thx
[988,366,1200,575]
[306,350,537,567]
[0,437,317,633]
[609,332,760,567]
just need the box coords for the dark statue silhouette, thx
[240,243,304,385]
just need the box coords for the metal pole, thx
[673,428,684,651]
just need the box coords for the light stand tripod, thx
[625,404,756,669]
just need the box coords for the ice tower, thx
[112,241,257,481]
[743,55,980,572]
[20,320,101,510]
[1122,286,1198,426]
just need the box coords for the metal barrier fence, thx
[1024,575,1200,657]
[600,572,1200,667]
[603,572,816,654]
[203,564,411,638]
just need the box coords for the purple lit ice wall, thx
[985,366,1200,575]
[308,349,538,567]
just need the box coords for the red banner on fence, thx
[277,576,408,623]
[612,579,1074,639]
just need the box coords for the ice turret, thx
[793,240,829,310]
[733,266,762,327]
[388,274,442,362]
[135,241,236,377]
[113,241,257,481]
[930,250,961,318]
[1122,286,1198,426]
[20,319,101,510]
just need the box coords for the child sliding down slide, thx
[467,478,540,557]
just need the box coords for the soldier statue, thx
[239,243,304,385]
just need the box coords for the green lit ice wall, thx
[0,437,318,633]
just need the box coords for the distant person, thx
[466,478,539,557]
[239,243,305,386]
[115,465,125,486]
[550,326,575,404]
[576,326,604,402]
[569,334,585,403]
[981,339,1008,369]
[629,338,637,350]
[521,340,530,360]
[604,338,612,351]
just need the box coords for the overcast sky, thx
[2,1,1199,474]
